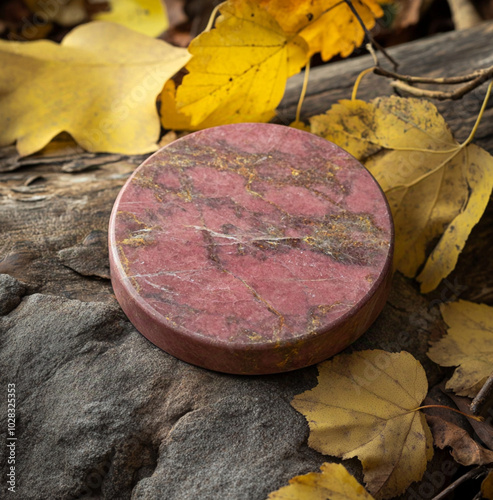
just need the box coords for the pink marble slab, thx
[109,123,393,374]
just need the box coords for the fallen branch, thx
[367,43,493,100]
[471,373,493,417]
[431,466,487,500]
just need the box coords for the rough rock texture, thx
[1,22,493,500]
[0,274,26,315]
[0,291,327,499]
[58,230,111,280]
[0,274,441,500]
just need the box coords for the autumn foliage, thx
[1,1,493,499]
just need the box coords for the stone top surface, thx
[109,123,393,373]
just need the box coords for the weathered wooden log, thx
[1,21,492,500]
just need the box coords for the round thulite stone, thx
[109,123,393,374]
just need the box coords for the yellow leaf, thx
[252,0,384,61]
[267,463,375,500]
[94,0,168,37]
[309,99,379,160]
[160,79,249,131]
[289,120,311,132]
[0,21,190,155]
[310,97,493,292]
[417,144,493,291]
[161,80,201,131]
[427,300,493,398]
[291,350,433,499]
[175,0,308,127]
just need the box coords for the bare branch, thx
[370,64,493,100]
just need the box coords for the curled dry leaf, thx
[174,0,308,127]
[310,97,493,293]
[427,415,493,466]
[447,391,493,450]
[267,462,375,500]
[428,300,493,397]
[0,21,190,155]
[291,350,433,499]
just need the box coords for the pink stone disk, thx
[109,123,393,374]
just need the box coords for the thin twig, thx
[344,0,399,69]
[471,372,493,417]
[431,467,487,500]
[391,74,492,100]
[374,65,492,84]
[472,490,483,500]
[370,63,493,100]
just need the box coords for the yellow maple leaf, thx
[291,350,433,499]
[267,463,375,500]
[0,21,190,156]
[310,96,493,293]
[252,0,384,61]
[94,0,169,37]
[175,0,308,127]
[427,300,493,398]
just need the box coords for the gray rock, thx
[0,293,327,500]
[131,395,326,500]
[0,270,447,500]
[58,230,111,280]
[0,274,26,315]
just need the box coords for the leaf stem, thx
[412,404,484,421]
[461,79,493,148]
[386,150,462,192]
[296,59,311,123]
[386,80,492,192]
[352,67,375,101]
[204,2,223,32]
